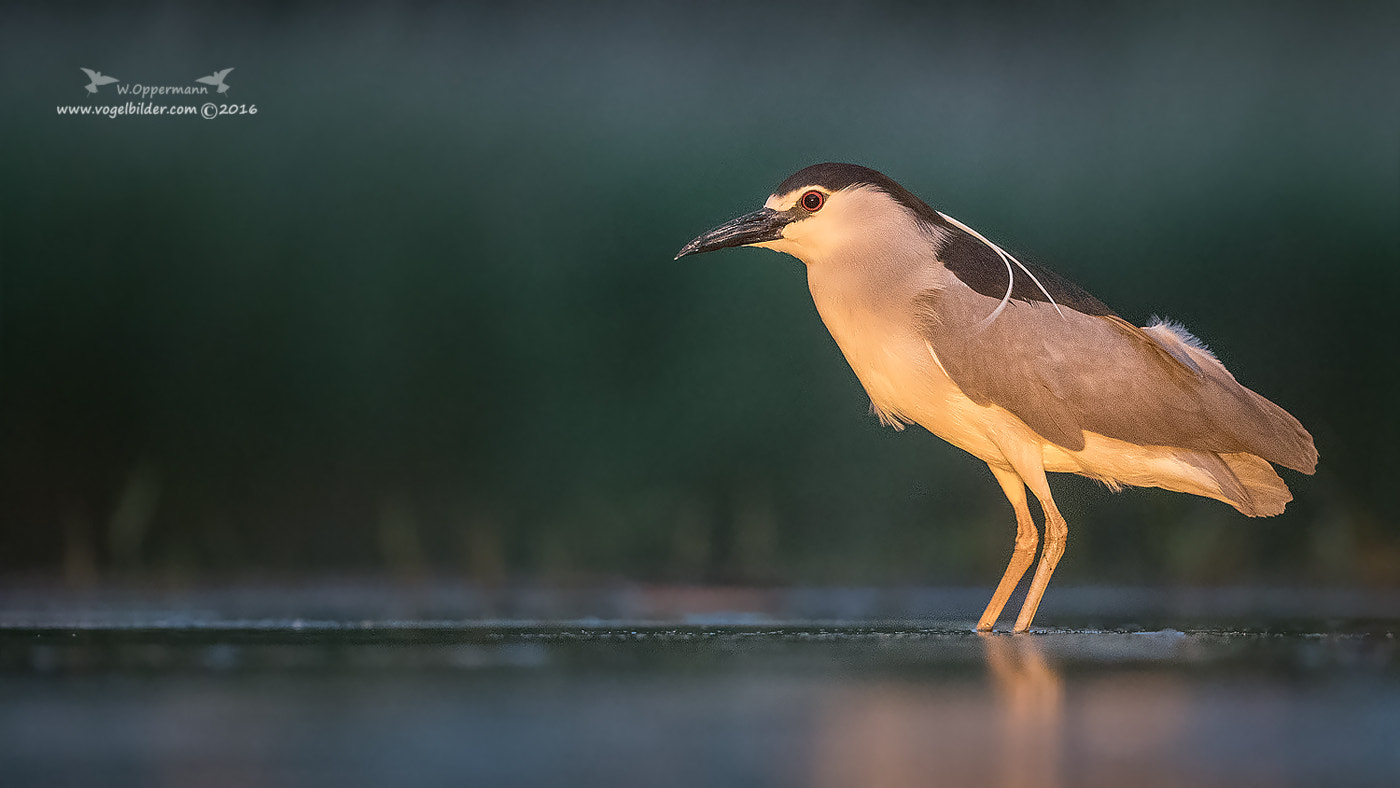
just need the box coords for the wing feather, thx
[915,283,1316,473]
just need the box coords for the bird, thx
[80,68,119,95]
[676,163,1317,632]
[196,68,234,94]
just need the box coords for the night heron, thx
[676,163,1317,632]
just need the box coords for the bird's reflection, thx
[811,633,1068,788]
[981,634,1065,788]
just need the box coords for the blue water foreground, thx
[2,582,1397,787]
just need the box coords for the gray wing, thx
[915,283,1316,473]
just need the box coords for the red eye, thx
[801,190,825,212]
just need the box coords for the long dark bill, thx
[675,208,789,260]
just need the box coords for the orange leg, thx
[976,465,1040,632]
[1012,466,1068,633]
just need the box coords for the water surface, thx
[2,584,1396,787]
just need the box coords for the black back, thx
[935,227,1117,317]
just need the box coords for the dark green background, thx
[2,2,1396,587]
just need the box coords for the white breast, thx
[805,264,1013,465]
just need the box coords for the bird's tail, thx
[1218,451,1293,517]
[1170,448,1292,517]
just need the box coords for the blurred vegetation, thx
[2,2,1397,587]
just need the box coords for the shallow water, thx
[2,584,1397,787]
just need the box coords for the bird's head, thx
[675,163,942,267]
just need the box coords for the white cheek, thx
[758,229,822,263]
[776,217,824,249]
[765,193,798,211]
